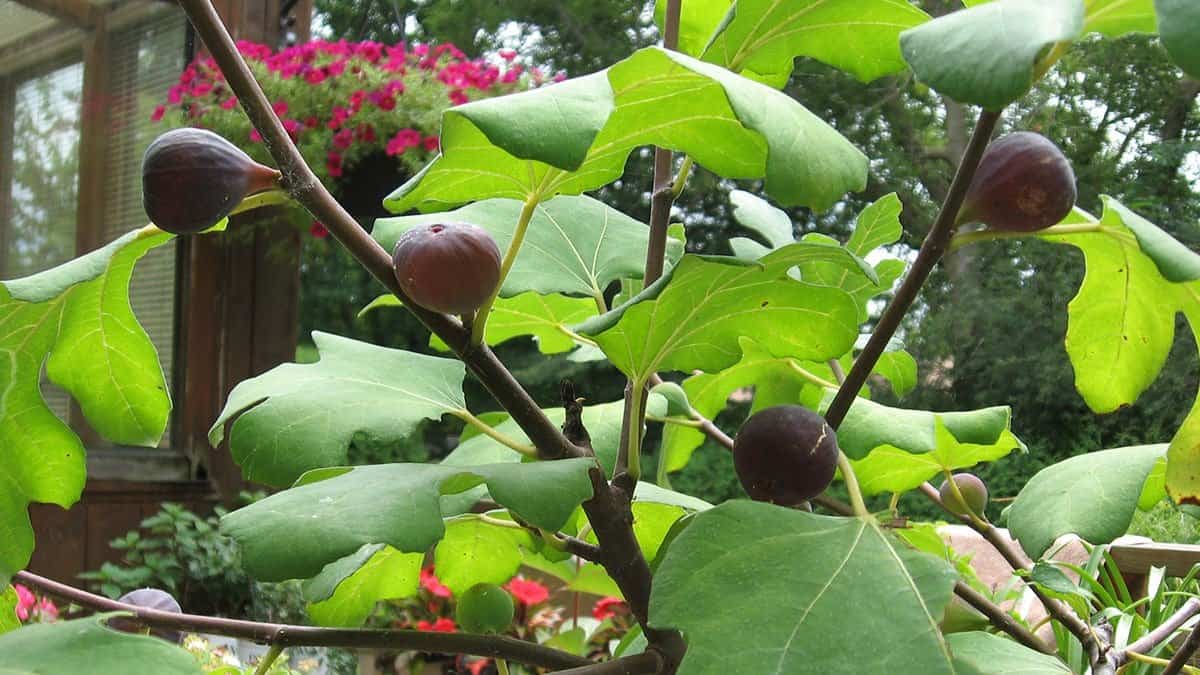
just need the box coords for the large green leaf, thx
[701,0,930,86]
[0,587,17,635]
[966,0,1156,36]
[387,47,867,213]
[948,632,1072,674]
[0,225,172,583]
[654,0,732,57]
[1156,0,1200,78]
[434,515,532,597]
[221,459,596,581]
[1042,201,1185,413]
[852,425,1025,497]
[0,614,201,674]
[210,332,468,487]
[576,246,867,382]
[831,395,1014,461]
[306,544,423,627]
[1167,300,1200,504]
[1006,445,1167,559]
[650,502,958,674]
[375,196,680,302]
[900,0,1085,110]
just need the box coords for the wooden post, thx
[175,0,310,502]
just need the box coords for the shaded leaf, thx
[1156,0,1200,78]
[829,394,1014,461]
[948,631,1072,674]
[649,502,958,674]
[0,614,201,674]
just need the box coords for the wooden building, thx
[0,0,310,583]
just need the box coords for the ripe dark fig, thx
[958,131,1076,232]
[734,405,839,506]
[939,473,989,518]
[110,588,183,642]
[457,583,514,634]
[142,127,280,235]
[392,223,502,315]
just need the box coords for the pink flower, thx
[386,128,422,156]
[592,597,626,621]
[553,71,567,83]
[191,82,213,97]
[333,127,354,149]
[368,91,396,111]
[283,118,303,140]
[349,89,367,111]
[422,135,440,152]
[416,618,457,633]
[505,577,549,606]
[304,67,327,85]
[249,128,262,143]
[356,42,383,63]
[467,659,491,675]
[272,100,289,116]
[326,151,343,178]
[310,221,329,239]
[14,585,34,621]
[150,105,166,122]
[498,49,517,62]
[327,59,347,76]
[420,566,452,598]
[449,90,469,105]
[220,97,238,110]
[167,85,184,104]
[326,106,351,130]
[356,124,376,143]
[304,116,319,128]
[37,599,58,621]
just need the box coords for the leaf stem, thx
[454,410,538,458]
[473,196,541,345]
[253,644,285,675]
[14,571,590,671]
[230,188,291,216]
[946,222,1103,253]
[671,156,694,199]
[786,361,839,390]
[646,414,704,428]
[823,109,1003,430]
[836,452,870,518]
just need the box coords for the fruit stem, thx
[836,451,870,519]
[786,361,839,390]
[229,188,291,217]
[253,644,284,675]
[947,221,1105,253]
[671,156,694,199]
[454,410,539,458]
[823,108,1003,431]
[471,196,541,346]
[497,659,511,675]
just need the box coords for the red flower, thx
[349,90,367,111]
[505,577,549,606]
[333,127,354,149]
[14,585,34,621]
[498,49,517,62]
[467,659,492,675]
[249,128,262,143]
[304,67,327,85]
[449,89,469,105]
[326,151,343,178]
[416,618,457,633]
[283,118,303,140]
[592,596,626,621]
[304,116,319,128]
[310,221,329,239]
[272,100,289,116]
[220,97,238,110]
[150,105,166,122]
[422,135,440,153]
[386,128,422,156]
[167,85,184,104]
[420,566,452,598]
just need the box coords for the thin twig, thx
[15,571,590,671]
[953,581,1055,654]
[550,651,664,674]
[823,109,1002,430]
[1165,617,1200,675]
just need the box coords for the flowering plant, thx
[12,584,58,624]
[153,39,544,203]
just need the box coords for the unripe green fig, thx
[958,131,1076,232]
[734,405,839,506]
[939,473,989,518]
[142,128,280,235]
[392,223,502,315]
[457,583,514,634]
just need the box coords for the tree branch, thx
[1097,598,1200,673]
[550,651,664,675]
[14,571,590,671]
[1165,617,1200,675]
[953,581,1055,654]
[823,109,1002,430]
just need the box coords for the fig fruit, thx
[456,583,514,634]
[939,473,989,518]
[733,405,839,506]
[391,223,502,315]
[110,588,183,642]
[142,128,280,235]
[958,131,1076,232]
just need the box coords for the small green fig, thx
[939,473,989,518]
[142,128,280,235]
[734,405,839,506]
[457,583,514,634]
[958,131,1076,232]
[391,223,502,315]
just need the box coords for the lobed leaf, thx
[649,501,958,674]
[210,332,469,487]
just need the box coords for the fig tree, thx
[958,131,1076,232]
[142,128,280,235]
[391,223,502,315]
[939,473,989,518]
[733,405,839,506]
[457,582,514,634]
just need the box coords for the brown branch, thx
[15,571,590,671]
[953,581,1054,654]
[551,651,664,675]
[918,482,1103,663]
[1096,598,1200,673]
[175,2,682,670]
[1164,615,1200,675]
[823,109,1002,430]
